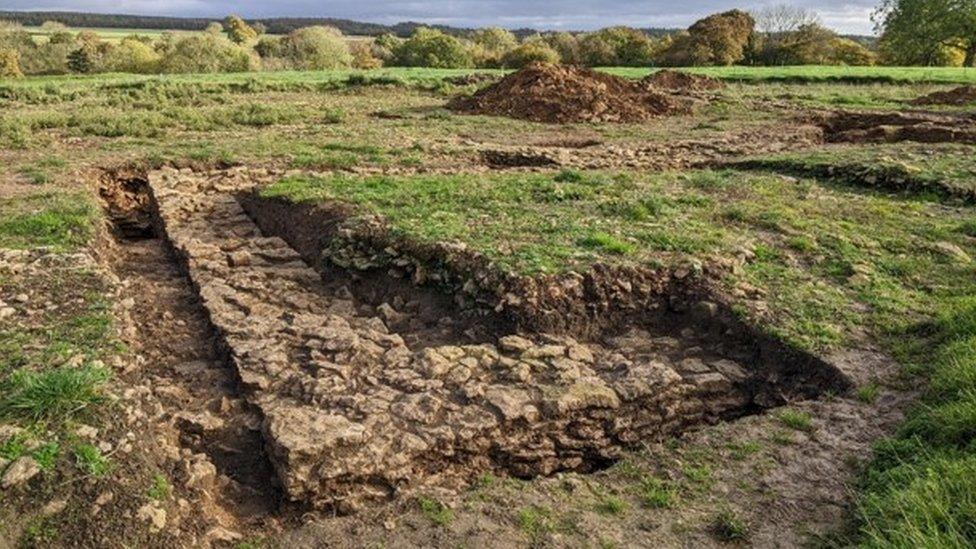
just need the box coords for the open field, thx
[1,66,976,548]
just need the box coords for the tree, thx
[350,41,381,69]
[67,47,94,73]
[541,32,582,65]
[223,14,258,45]
[392,27,471,68]
[874,0,976,66]
[469,26,517,67]
[502,41,561,68]
[280,26,352,70]
[686,10,756,65]
[830,38,876,66]
[752,5,822,64]
[0,48,23,77]
[587,27,657,66]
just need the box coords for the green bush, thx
[502,41,561,68]
[100,37,161,73]
[393,27,472,68]
[158,33,258,74]
[279,26,352,70]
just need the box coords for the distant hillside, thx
[0,10,873,43]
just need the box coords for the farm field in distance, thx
[2,62,976,549]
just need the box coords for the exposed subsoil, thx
[819,110,976,144]
[96,172,283,544]
[447,63,694,123]
[477,121,823,171]
[910,84,976,106]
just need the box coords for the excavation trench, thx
[96,171,282,533]
[99,166,850,515]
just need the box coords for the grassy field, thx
[1,67,975,547]
[25,25,183,43]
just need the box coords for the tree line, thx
[0,2,972,78]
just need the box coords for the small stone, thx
[566,344,594,363]
[41,498,69,516]
[2,457,41,489]
[677,357,711,374]
[711,359,749,381]
[75,424,98,440]
[207,527,242,543]
[498,335,534,354]
[0,307,15,320]
[136,503,167,532]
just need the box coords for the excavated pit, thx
[819,110,976,144]
[101,166,851,515]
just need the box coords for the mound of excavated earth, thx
[642,69,725,91]
[911,85,976,106]
[447,63,692,123]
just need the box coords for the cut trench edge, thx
[98,165,855,515]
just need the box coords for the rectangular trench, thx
[130,166,850,513]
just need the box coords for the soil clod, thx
[819,110,976,144]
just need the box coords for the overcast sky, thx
[0,1,880,34]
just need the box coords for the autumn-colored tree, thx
[469,27,518,67]
[223,15,258,45]
[0,48,23,77]
[660,10,755,66]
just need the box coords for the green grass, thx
[0,193,97,251]
[0,363,111,423]
[417,495,452,526]
[775,409,814,432]
[147,473,172,501]
[636,476,677,508]
[855,298,976,547]
[72,443,111,477]
[711,507,750,542]
[594,494,628,516]
[734,143,976,202]
[517,505,555,544]
[605,66,976,85]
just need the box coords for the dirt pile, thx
[819,110,976,144]
[911,85,976,106]
[447,63,692,123]
[642,69,725,91]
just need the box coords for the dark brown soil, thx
[447,63,693,123]
[643,69,726,91]
[911,85,976,106]
[818,110,976,144]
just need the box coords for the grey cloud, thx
[0,0,879,34]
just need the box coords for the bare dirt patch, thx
[447,63,693,123]
[819,110,976,144]
[910,85,976,106]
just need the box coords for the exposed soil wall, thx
[92,166,854,516]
